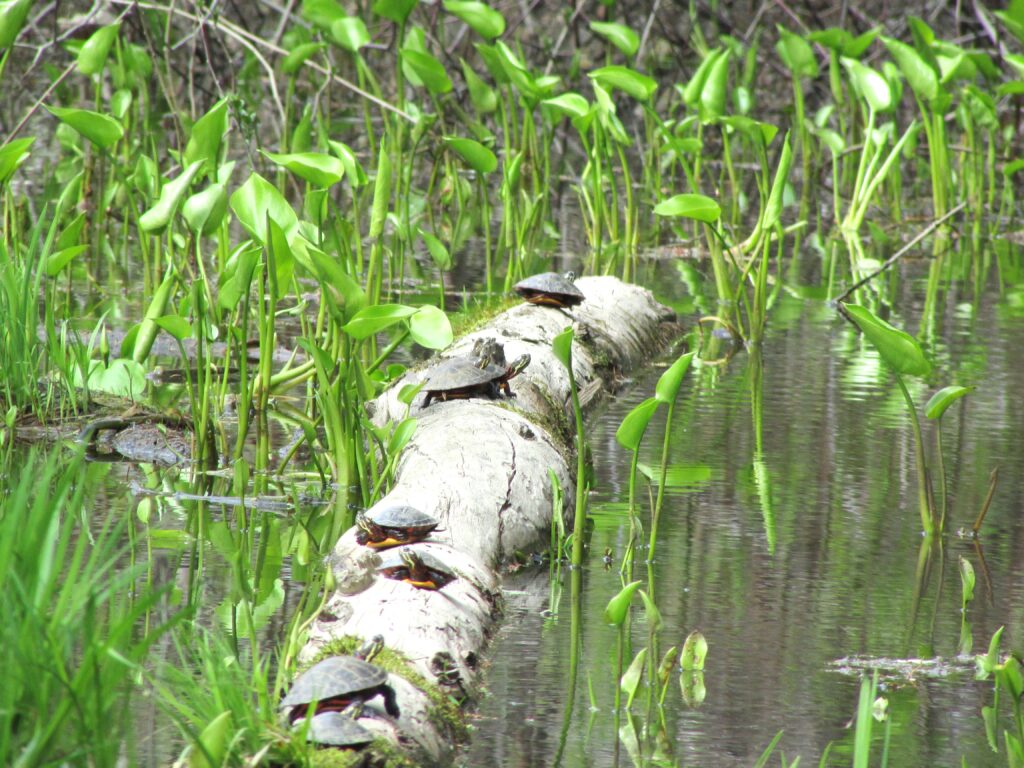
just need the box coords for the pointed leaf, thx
[639,589,662,630]
[604,580,643,625]
[229,172,298,242]
[621,647,648,707]
[153,315,193,341]
[139,160,204,234]
[443,136,497,174]
[589,65,656,101]
[590,21,639,58]
[543,92,591,119]
[342,304,417,340]
[46,106,124,150]
[401,48,452,94]
[883,37,939,102]
[443,1,505,39]
[331,16,370,52]
[77,22,120,76]
[925,385,972,420]
[373,0,418,24]
[653,193,721,223]
[655,351,694,404]
[700,52,730,122]
[845,304,931,377]
[842,58,893,113]
[0,136,34,183]
[775,25,818,78]
[261,150,345,187]
[182,182,228,235]
[552,326,573,370]
[615,397,660,452]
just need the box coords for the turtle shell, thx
[304,712,374,748]
[514,272,585,307]
[281,656,398,718]
[422,356,502,393]
[366,504,438,533]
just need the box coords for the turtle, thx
[280,655,400,721]
[513,270,585,308]
[355,504,440,549]
[302,711,374,749]
[421,344,530,406]
[378,549,457,590]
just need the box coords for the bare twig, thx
[834,201,967,303]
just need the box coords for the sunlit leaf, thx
[409,305,453,349]
[552,326,573,370]
[261,150,345,187]
[844,304,931,377]
[331,16,370,52]
[388,418,418,456]
[44,245,88,276]
[842,58,893,113]
[959,556,975,604]
[604,580,642,625]
[590,21,639,57]
[139,160,204,234]
[883,37,939,103]
[0,0,33,48]
[925,385,972,420]
[229,172,299,242]
[46,105,124,150]
[621,647,648,707]
[615,397,660,452]
[653,193,721,223]
[589,65,657,101]
[443,1,505,40]
[543,92,591,119]
[762,132,793,232]
[342,304,417,340]
[700,52,730,122]
[153,315,193,341]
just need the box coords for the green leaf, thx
[653,193,721,223]
[328,140,368,186]
[443,136,497,174]
[218,245,261,311]
[331,16,370,52]
[419,229,451,270]
[655,351,694,404]
[762,132,793,232]
[302,0,346,30]
[639,589,662,631]
[681,630,707,671]
[139,160,204,234]
[266,216,295,298]
[0,136,34,183]
[44,244,88,276]
[604,580,642,625]
[543,92,591,119]
[229,172,299,243]
[261,150,345,187]
[682,48,723,108]
[373,0,418,24]
[461,58,498,113]
[621,647,648,707]
[388,417,418,456]
[369,140,391,239]
[402,49,452,93]
[615,397,660,452]
[637,463,712,488]
[409,305,453,349]
[182,182,228,235]
[959,556,975,604]
[775,25,818,78]
[552,326,573,370]
[845,304,931,377]
[882,37,939,103]
[925,385,972,420]
[443,1,505,40]
[153,315,193,341]
[76,22,120,76]
[46,105,124,150]
[184,97,229,176]
[590,21,639,58]
[76,358,147,398]
[700,52,730,123]
[189,710,232,768]
[588,65,657,101]
[282,41,326,73]
[842,58,893,113]
[0,0,33,49]
[342,304,417,340]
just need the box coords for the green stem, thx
[894,373,933,534]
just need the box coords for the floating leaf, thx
[653,193,721,223]
[844,304,931,377]
[604,580,643,625]
[443,1,505,40]
[261,150,345,187]
[409,305,453,349]
[46,105,124,150]
[615,397,660,452]
[925,385,972,420]
[590,21,639,58]
[444,136,497,174]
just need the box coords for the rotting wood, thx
[296,276,678,765]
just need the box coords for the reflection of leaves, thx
[680,671,706,707]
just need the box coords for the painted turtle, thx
[280,655,400,721]
[421,344,530,406]
[355,505,440,549]
[303,712,374,749]
[378,549,457,590]
[513,271,585,308]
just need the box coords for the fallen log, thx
[295,276,678,764]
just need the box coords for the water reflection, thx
[462,276,1024,766]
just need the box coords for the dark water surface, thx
[461,268,1024,767]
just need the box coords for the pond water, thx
[460,256,1024,767]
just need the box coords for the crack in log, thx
[495,434,517,562]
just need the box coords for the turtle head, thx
[507,354,531,378]
[563,270,577,282]
[356,634,385,662]
[400,550,424,570]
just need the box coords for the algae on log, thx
[297,277,677,764]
